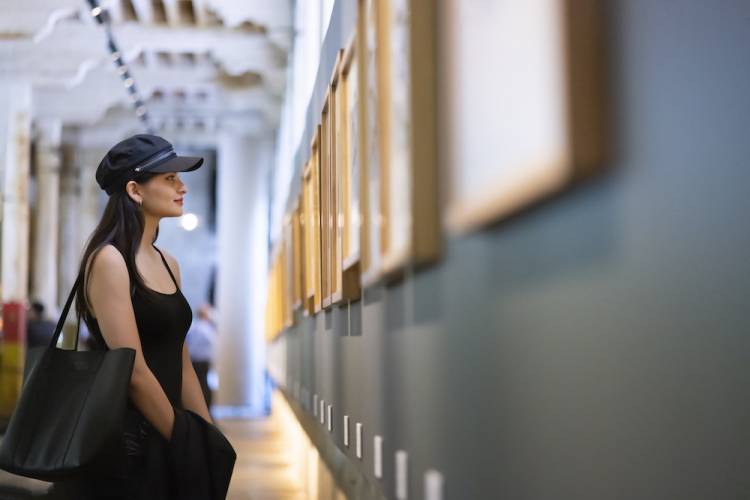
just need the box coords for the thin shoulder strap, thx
[152,245,179,289]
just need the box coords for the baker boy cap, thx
[96,134,203,195]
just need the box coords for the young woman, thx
[50,134,213,499]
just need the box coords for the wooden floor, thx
[220,413,306,500]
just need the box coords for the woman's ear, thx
[125,181,142,205]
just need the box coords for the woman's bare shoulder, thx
[86,245,129,285]
[85,245,130,317]
[88,244,124,268]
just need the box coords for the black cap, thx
[96,134,203,195]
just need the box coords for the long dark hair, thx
[74,172,164,337]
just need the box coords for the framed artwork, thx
[292,195,305,310]
[321,88,332,308]
[359,0,383,287]
[303,127,323,314]
[330,50,344,305]
[265,245,283,341]
[310,126,323,313]
[302,158,315,314]
[283,216,294,328]
[339,36,363,300]
[378,0,440,276]
[441,0,605,232]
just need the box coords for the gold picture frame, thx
[303,126,323,314]
[378,0,440,277]
[359,0,384,287]
[339,35,363,300]
[321,87,332,309]
[441,0,606,232]
[283,215,294,328]
[302,159,314,315]
[330,50,344,305]
[292,195,305,310]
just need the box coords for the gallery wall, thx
[268,0,750,498]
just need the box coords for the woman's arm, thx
[181,343,213,423]
[87,245,175,441]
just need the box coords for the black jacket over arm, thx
[167,408,236,500]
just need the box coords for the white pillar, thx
[0,83,32,303]
[215,131,271,411]
[30,118,62,318]
[57,145,80,310]
[76,148,105,254]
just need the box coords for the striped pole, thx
[0,302,27,419]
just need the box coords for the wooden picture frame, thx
[266,244,283,341]
[321,88,332,309]
[292,195,305,310]
[302,159,315,314]
[360,0,383,287]
[283,216,294,328]
[378,0,440,277]
[441,0,605,232]
[339,35,363,300]
[330,49,344,305]
[303,127,323,314]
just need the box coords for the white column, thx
[57,146,80,310]
[215,131,271,411]
[77,148,105,253]
[30,118,62,318]
[0,83,32,303]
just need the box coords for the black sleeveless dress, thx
[50,245,193,499]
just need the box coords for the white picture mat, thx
[385,0,412,260]
[445,0,571,229]
[345,57,361,260]
[364,0,381,276]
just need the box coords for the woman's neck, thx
[138,213,160,255]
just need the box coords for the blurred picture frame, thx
[302,159,314,314]
[339,35,363,300]
[283,216,294,328]
[292,195,305,310]
[378,0,440,277]
[303,125,323,314]
[441,0,606,233]
[359,0,383,287]
[330,50,345,305]
[321,87,332,308]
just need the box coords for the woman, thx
[51,134,214,499]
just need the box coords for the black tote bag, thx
[0,271,136,482]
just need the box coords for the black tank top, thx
[88,244,193,407]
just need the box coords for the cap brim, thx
[149,155,203,173]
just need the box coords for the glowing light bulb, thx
[180,213,199,231]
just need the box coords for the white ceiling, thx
[0,0,293,147]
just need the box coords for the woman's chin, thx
[162,207,183,218]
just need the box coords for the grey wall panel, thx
[275,0,750,498]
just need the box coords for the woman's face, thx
[139,172,188,217]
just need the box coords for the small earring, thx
[137,199,143,208]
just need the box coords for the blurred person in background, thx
[186,303,216,410]
[26,300,55,349]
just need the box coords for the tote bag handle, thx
[49,270,83,349]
